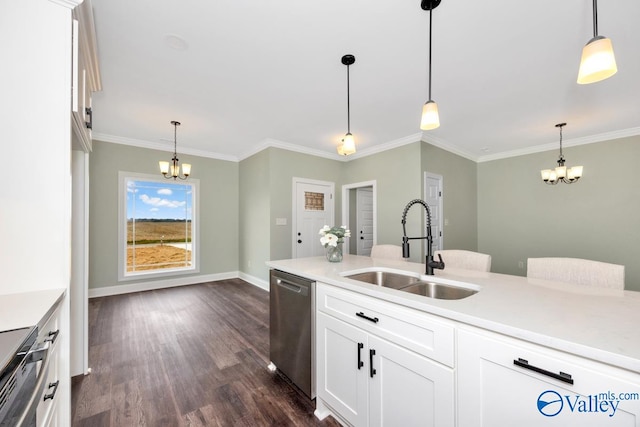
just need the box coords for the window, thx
[119,172,198,280]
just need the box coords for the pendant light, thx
[540,123,583,185]
[577,0,617,84]
[420,0,441,131]
[338,54,356,156]
[159,121,191,180]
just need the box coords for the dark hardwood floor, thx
[71,279,340,426]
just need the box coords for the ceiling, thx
[89,0,640,162]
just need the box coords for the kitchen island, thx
[267,255,640,426]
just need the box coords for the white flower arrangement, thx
[319,225,351,247]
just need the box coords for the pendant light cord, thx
[428,0,433,100]
[592,0,598,38]
[346,63,351,134]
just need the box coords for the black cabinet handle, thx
[369,349,376,378]
[357,343,364,369]
[44,380,59,401]
[85,107,92,129]
[45,329,59,345]
[513,358,574,385]
[356,312,379,323]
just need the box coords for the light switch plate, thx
[276,218,287,226]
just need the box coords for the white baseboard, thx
[239,271,269,291]
[89,271,240,298]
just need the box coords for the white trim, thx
[95,126,640,167]
[423,172,444,252]
[239,138,341,162]
[238,272,269,291]
[94,133,238,162]
[89,271,269,298]
[477,126,640,163]
[118,171,200,281]
[49,0,83,8]
[421,135,478,162]
[341,180,377,253]
[89,272,239,298]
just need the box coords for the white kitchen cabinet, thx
[458,326,640,427]
[37,301,63,427]
[1,1,82,426]
[317,311,368,426]
[316,283,455,427]
[72,0,101,152]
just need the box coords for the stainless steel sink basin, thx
[399,282,477,300]
[343,270,478,300]
[344,271,418,289]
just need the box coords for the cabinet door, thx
[368,335,454,427]
[458,328,640,427]
[317,312,369,426]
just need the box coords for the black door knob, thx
[297,239,302,244]
[360,236,364,240]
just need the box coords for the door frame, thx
[423,171,443,251]
[292,177,335,258]
[342,180,377,254]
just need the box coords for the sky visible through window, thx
[127,180,192,220]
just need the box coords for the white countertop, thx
[0,288,65,331]
[267,255,640,373]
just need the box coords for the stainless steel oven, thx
[0,326,54,427]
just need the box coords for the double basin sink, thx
[343,270,478,300]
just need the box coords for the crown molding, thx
[92,132,238,162]
[477,126,640,163]
[94,125,640,166]
[420,133,479,162]
[343,133,423,160]
[238,138,341,162]
[49,0,83,9]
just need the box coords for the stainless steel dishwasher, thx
[269,269,315,398]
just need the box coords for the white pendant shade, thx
[159,161,170,175]
[577,36,617,84]
[338,133,356,156]
[420,100,440,130]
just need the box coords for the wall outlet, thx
[248,260,252,268]
[444,218,449,226]
[518,260,524,269]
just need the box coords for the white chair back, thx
[434,249,492,272]
[526,257,625,290]
[370,244,404,260]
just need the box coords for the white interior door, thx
[293,179,335,258]
[424,172,443,252]
[356,188,373,256]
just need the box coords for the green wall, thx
[267,148,344,268]
[89,141,239,289]
[239,149,270,279]
[421,143,478,251]
[237,147,345,282]
[344,143,423,261]
[89,135,639,291]
[478,136,640,291]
